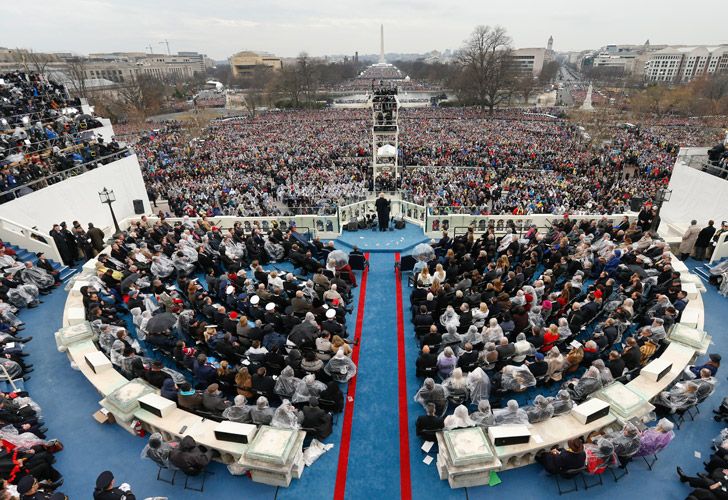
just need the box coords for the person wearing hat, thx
[93,470,135,500]
[525,351,548,378]
[321,307,347,339]
[687,353,722,379]
[202,383,231,413]
[16,474,65,500]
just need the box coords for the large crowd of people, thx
[408,213,717,477]
[132,106,721,219]
[0,71,129,204]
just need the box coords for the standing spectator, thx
[694,220,716,261]
[679,220,701,260]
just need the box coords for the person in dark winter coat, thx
[169,436,212,476]
[694,220,716,261]
[301,397,332,440]
[92,470,136,500]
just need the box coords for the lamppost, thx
[99,187,121,235]
[650,187,672,234]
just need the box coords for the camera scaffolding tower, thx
[370,82,400,192]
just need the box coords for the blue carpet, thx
[337,222,429,253]
[18,247,728,499]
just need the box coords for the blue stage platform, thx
[336,222,430,253]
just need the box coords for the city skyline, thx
[2,0,727,60]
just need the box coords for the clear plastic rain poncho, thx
[569,366,603,400]
[591,359,614,386]
[500,365,536,392]
[178,239,199,262]
[526,395,554,424]
[0,359,22,381]
[140,432,174,468]
[655,381,698,413]
[414,378,448,415]
[512,333,535,362]
[250,396,275,425]
[463,325,484,347]
[0,425,48,449]
[264,238,285,261]
[493,400,529,425]
[444,405,475,430]
[271,399,303,429]
[585,438,617,473]
[605,422,642,457]
[222,238,247,260]
[151,254,175,278]
[470,400,495,427]
[441,325,464,355]
[328,250,349,268]
[222,395,252,423]
[324,349,357,383]
[440,306,460,330]
[274,366,301,399]
[635,419,674,457]
[466,367,491,405]
[171,251,195,275]
[557,318,572,340]
[443,367,468,401]
[528,306,545,329]
[483,318,504,343]
[292,374,327,404]
[412,243,435,262]
[549,390,574,416]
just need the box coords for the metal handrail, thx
[1,148,132,201]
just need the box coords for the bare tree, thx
[513,74,536,105]
[118,73,166,118]
[297,52,319,106]
[275,65,302,107]
[12,48,52,76]
[65,57,89,99]
[453,25,514,112]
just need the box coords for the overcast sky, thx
[2,0,727,60]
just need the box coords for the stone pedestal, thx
[436,427,501,488]
[668,323,711,355]
[593,382,654,422]
[100,378,157,432]
[238,426,306,487]
[55,321,95,351]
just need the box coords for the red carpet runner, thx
[334,253,370,500]
[394,253,413,499]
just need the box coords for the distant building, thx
[229,51,282,77]
[508,48,551,76]
[644,45,728,82]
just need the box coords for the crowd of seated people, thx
[1,71,127,203]
[410,214,715,452]
[77,215,359,452]
[0,242,67,496]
